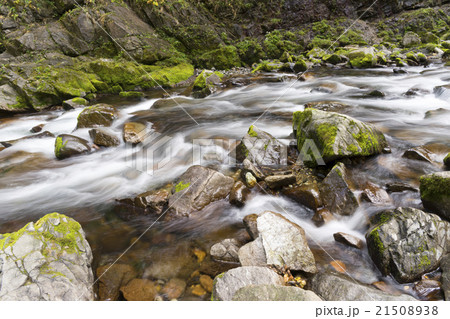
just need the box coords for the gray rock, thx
[123,122,147,144]
[243,214,259,239]
[238,237,267,266]
[333,232,364,249]
[212,266,284,301]
[403,146,434,164]
[210,238,240,263]
[293,108,388,166]
[236,125,286,166]
[242,159,265,180]
[360,181,392,205]
[441,254,450,301]
[366,207,450,283]
[420,171,450,221]
[321,162,359,216]
[265,174,296,189]
[168,165,234,218]
[403,32,421,47]
[254,211,317,273]
[0,213,94,301]
[232,284,322,301]
[310,272,416,301]
[55,134,91,160]
[77,104,117,129]
[89,128,120,147]
[0,84,26,112]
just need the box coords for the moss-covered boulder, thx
[192,70,224,98]
[348,47,377,68]
[196,46,241,70]
[366,207,450,283]
[293,108,388,166]
[76,104,117,129]
[236,125,285,166]
[293,59,307,73]
[420,172,450,221]
[0,213,94,300]
[62,97,89,110]
[55,134,91,160]
[402,32,421,47]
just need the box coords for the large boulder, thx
[236,125,286,166]
[167,166,234,218]
[211,266,284,301]
[310,272,416,301]
[293,109,388,166]
[366,207,450,283]
[54,134,91,160]
[76,104,117,128]
[348,47,377,68]
[420,172,450,221]
[232,285,322,301]
[238,211,317,273]
[320,162,359,216]
[0,213,94,300]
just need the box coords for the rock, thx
[293,108,388,166]
[360,182,392,205]
[54,134,91,160]
[320,163,359,216]
[282,182,322,211]
[420,172,450,221]
[264,174,296,189]
[96,264,137,301]
[161,278,186,299]
[134,189,170,215]
[0,213,94,301]
[444,153,450,168]
[348,47,377,68]
[211,266,284,301]
[30,124,44,133]
[244,172,257,188]
[403,32,421,47]
[120,279,157,301]
[62,97,88,110]
[199,275,214,293]
[238,237,267,267]
[89,128,120,147]
[252,211,317,273]
[232,285,322,301]
[402,146,434,164]
[210,238,240,263]
[413,279,442,300]
[152,97,190,110]
[310,272,416,301]
[366,207,450,283]
[434,85,450,101]
[76,104,117,128]
[304,101,351,113]
[386,182,418,193]
[0,84,29,112]
[168,165,234,218]
[242,158,265,180]
[441,254,450,301]
[236,125,285,166]
[333,232,363,249]
[243,214,259,239]
[1,131,55,147]
[229,181,250,207]
[122,122,147,144]
[312,208,335,226]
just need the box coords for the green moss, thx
[420,174,450,203]
[348,51,377,68]
[252,60,281,73]
[54,136,67,159]
[248,125,258,137]
[316,123,338,157]
[196,46,241,70]
[175,181,190,193]
[193,70,224,90]
[71,97,88,106]
[235,38,265,66]
[119,91,144,98]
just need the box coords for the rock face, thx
[0,213,94,301]
[168,165,234,217]
[321,162,359,215]
[240,211,317,273]
[232,284,322,301]
[366,207,450,283]
[310,272,416,301]
[236,125,286,166]
[293,109,388,166]
[54,134,91,160]
[76,104,117,128]
[420,172,450,221]
[211,266,284,301]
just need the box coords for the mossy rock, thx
[366,207,449,283]
[77,104,117,129]
[293,59,307,73]
[119,91,144,98]
[55,134,91,160]
[444,153,450,168]
[420,171,450,221]
[347,48,377,68]
[252,60,283,73]
[196,46,241,70]
[293,108,388,166]
[323,54,342,65]
[193,70,224,90]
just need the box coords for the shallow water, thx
[0,64,449,300]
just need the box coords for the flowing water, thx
[0,64,449,300]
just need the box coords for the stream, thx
[0,64,449,300]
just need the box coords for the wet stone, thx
[333,232,364,249]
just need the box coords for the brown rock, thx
[190,284,207,296]
[265,174,296,189]
[402,146,434,164]
[123,122,147,144]
[333,232,364,249]
[360,182,392,205]
[210,238,240,262]
[135,189,170,214]
[413,279,442,300]
[312,208,335,226]
[120,279,158,301]
[386,182,419,193]
[30,124,44,133]
[97,264,137,301]
[199,275,214,293]
[229,181,250,207]
[282,183,322,211]
[330,260,346,273]
[89,128,120,147]
[161,278,186,299]
[243,214,259,239]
